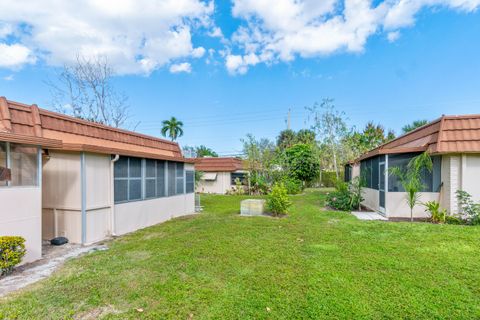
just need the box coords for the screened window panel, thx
[114,157,189,202]
[129,157,142,178]
[156,161,166,197]
[176,163,184,194]
[128,158,142,178]
[372,157,379,190]
[10,145,38,186]
[176,162,184,176]
[168,162,176,196]
[231,172,247,185]
[186,171,194,193]
[388,153,412,192]
[145,179,156,199]
[114,157,128,178]
[432,156,442,192]
[146,159,156,178]
[344,165,352,182]
[114,179,128,202]
[388,153,435,192]
[129,179,142,200]
[364,159,372,188]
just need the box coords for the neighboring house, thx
[0,97,195,264]
[194,157,247,194]
[346,114,480,219]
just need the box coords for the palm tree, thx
[389,152,433,222]
[161,117,184,141]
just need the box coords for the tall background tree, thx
[284,144,320,184]
[276,129,297,150]
[195,145,218,158]
[307,98,349,179]
[47,55,130,128]
[161,117,184,141]
[241,134,276,194]
[346,122,395,158]
[402,120,428,133]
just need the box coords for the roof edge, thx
[6,98,180,147]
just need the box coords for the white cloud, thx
[0,0,217,74]
[169,62,192,73]
[209,26,224,38]
[0,43,36,68]
[227,0,480,74]
[387,31,401,42]
[0,22,13,39]
[3,74,14,81]
[192,46,206,58]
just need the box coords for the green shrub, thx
[0,236,26,276]
[325,179,363,211]
[266,183,292,215]
[321,171,343,188]
[281,177,303,195]
[424,201,447,224]
[445,215,463,225]
[456,190,480,225]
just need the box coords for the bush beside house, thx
[0,236,26,276]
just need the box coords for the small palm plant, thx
[389,152,433,222]
[161,117,184,141]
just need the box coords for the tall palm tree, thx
[161,117,184,141]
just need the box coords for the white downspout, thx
[110,154,120,236]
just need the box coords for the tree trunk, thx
[410,207,413,222]
[332,148,339,180]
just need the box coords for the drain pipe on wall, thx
[110,154,120,236]
[80,152,87,245]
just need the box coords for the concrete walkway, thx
[351,211,388,221]
[0,243,108,298]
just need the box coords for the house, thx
[346,114,480,218]
[194,157,248,194]
[0,97,195,264]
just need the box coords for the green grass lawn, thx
[1,189,480,319]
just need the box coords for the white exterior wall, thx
[114,193,195,236]
[361,187,380,211]
[197,171,232,194]
[0,187,42,263]
[386,192,439,218]
[462,155,480,202]
[441,154,480,214]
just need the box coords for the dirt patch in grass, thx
[74,305,121,320]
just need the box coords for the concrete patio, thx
[351,211,388,221]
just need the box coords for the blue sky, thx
[1,1,480,156]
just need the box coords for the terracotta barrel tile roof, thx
[0,97,191,162]
[193,157,245,172]
[357,114,480,161]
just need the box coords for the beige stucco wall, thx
[361,187,379,211]
[197,171,232,194]
[85,153,111,244]
[114,193,195,236]
[352,163,360,179]
[42,151,112,244]
[386,192,440,218]
[0,187,42,264]
[43,152,196,244]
